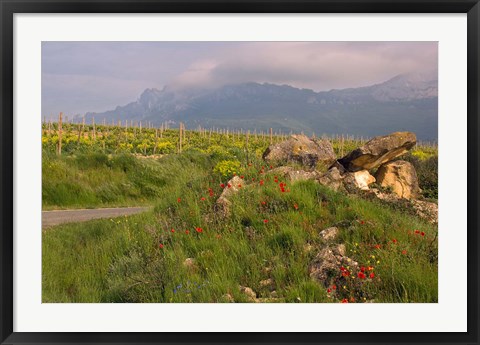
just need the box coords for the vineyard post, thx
[154,128,159,155]
[270,128,273,145]
[179,122,183,154]
[103,118,106,127]
[140,121,142,133]
[92,117,96,141]
[57,112,63,155]
[245,130,250,165]
[160,123,164,138]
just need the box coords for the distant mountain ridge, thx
[85,73,438,140]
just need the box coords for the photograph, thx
[41,41,439,304]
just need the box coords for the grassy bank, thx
[43,151,437,303]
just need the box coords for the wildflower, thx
[171,229,175,233]
[177,197,181,203]
[263,219,269,224]
[259,180,264,186]
[358,272,366,279]
[341,299,348,303]
[227,183,232,188]
[392,239,398,244]
[401,250,407,255]
[369,273,375,279]
[159,244,164,249]
[327,288,331,293]
[238,184,242,188]
[196,227,203,233]
[220,183,225,188]
[293,203,299,210]
[367,266,374,271]
[332,285,337,290]
[240,175,244,179]
[421,231,425,237]
[261,201,266,205]
[360,266,366,272]
[373,244,381,249]
[414,230,420,234]
[200,197,206,201]
[185,230,190,234]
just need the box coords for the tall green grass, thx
[43,151,437,303]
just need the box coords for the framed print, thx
[1,0,479,344]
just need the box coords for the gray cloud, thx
[42,41,437,116]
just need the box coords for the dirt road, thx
[42,206,151,228]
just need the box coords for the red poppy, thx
[238,184,242,188]
[367,266,374,271]
[293,204,299,210]
[369,273,375,279]
[227,183,232,188]
[220,183,225,188]
[392,239,398,244]
[196,227,203,233]
[332,285,337,290]
[327,288,331,293]
[373,244,381,249]
[341,299,348,303]
[360,266,366,272]
[358,272,366,279]
[342,271,350,277]
[421,232,425,236]
[159,244,164,249]
[185,230,190,234]
[402,250,407,255]
[200,197,206,201]
[240,175,244,179]
[263,219,269,223]
[270,165,273,169]
[261,201,266,205]
[171,229,175,233]
[414,230,420,234]
[177,198,181,203]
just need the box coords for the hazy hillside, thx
[84,73,438,140]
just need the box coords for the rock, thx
[343,170,376,192]
[411,199,438,224]
[259,278,274,289]
[309,246,358,286]
[318,167,345,191]
[240,286,257,299]
[338,132,417,172]
[263,135,336,170]
[334,244,347,257]
[269,166,320,182]
[270,290,279,298]
[309,247,340,285]
[319,227,339,241]
[183,258,196,269]
[215,176,244,215]
[220,293,235,303]
[375,160,421,199]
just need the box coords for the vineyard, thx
[42,116,438,303]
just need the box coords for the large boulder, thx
[317,167,345,191]
[375,160,421,199]
[343,170,376,192]
[263,135,336,170]
[338,132,416,172]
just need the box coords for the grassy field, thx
[43,147,438,303]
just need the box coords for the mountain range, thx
[84,73,438,140]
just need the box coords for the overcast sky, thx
[42,41,438,116]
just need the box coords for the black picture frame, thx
[1,1,479,344]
